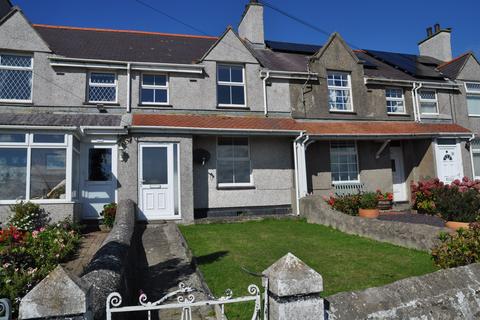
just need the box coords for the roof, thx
[0,0,12,20]
[33,24,217,64]
[132,114,470,137]
[437,52,472,79]
[0,113,123,127]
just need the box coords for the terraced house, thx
[0,0,478,223]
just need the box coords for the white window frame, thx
[87,71,118,104]
[216,136,253,188]
[418,89,439,115]
[140,73,169,105]
[0,132,72,205]
[465,82,480,117]
[330,141,360,184]
[217,64,247,108]
[327,71,354,112]
[0,52,33,103]
[470,140,480,180]
[385,87,406,114]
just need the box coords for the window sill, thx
[468,114,480,118]
[387,112,410,116]
[217,184,255,190]
[329,110,356,115]
[217,104,249,110]
[0,200,75,205]
[0,101,33,106]
[331,181,361,185]
[137,104,173,108]
[83,102,120,106]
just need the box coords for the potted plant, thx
[434,187,480,230]
[358,192,380,218]
[376,190,393,210]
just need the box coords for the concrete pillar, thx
[19,266,93,320]
[263,253,324,320]
[0,299,12,320]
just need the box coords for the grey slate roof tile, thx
[437,53,471,79]
[0,113,123,127]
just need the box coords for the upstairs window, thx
[141,74,168,105]
[418,89,438,114]
[217,137,252,187]
[385,87,405,114]
[0,53,33,102]
[471,140,480,179]
[330,141,359,183]
[328,71,353,111]
[217,64,246,107]
[466,82,480,116]
[88,72,117,103]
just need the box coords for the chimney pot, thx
[434,23,441,33]
[426,27,433,37]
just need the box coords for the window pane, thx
[33,134,65,144]
[234,159,251,183]
[141,88,154,103]
[90,73,115,84]
[467,95,480,115]
[72,151,79,199]
[231,86,245,105]
[419,90,436,100]
[0,69,32,100]
[466,82,480,93]
[218,85,231,104]
[420,102,437,114]
[30,149,66,199]
[89,86,116,102]
[217,159,234,183]
[230,67,243,83]
[0,133,25,143]
[474,153,480,178]
[88,148,112,181]
[142,147,168,184]
[0,54,32,68]
[142,74,155,86]
[0,148,27,200]
[218,66,230,82]
[234,139,249,158]
[218,138,234,158]
[154,89,168,103]
[154,75,167,86]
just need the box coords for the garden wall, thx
[300,195,448,251]
[326,263,480,319]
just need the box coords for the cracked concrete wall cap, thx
[263,252,323,297]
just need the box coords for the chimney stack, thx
[418,23,452,62]
[238,0,265,48]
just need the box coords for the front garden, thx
[180,219,438,319]
[0,202,82,316]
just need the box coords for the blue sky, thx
[14,0,480,58]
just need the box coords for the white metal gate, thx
[106,282,267,320]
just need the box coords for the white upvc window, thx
[141,73,169,105]
[330,141,359,183]
[217,64,246,107]
[418,89,438,114]
[386,87,405,114]
[0,132,73,204]
[471,140,480,179]
[327,71,353,112]
[0,53,33,103]
[88,72,117,103]
[216,137,252,188]
[465,82,480,116]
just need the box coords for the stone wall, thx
[326,263,480,319]
[300,195,449,251]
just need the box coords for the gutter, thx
[80,126,128,135]
[306,132,472,140]
[260,69,318,80]
[130,125,302,136]
[0,125,78,131]
[364,77,460,90]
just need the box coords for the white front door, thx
[390,146,407,202]
[435,139,464,183]
[138,143,177,220]
[81,144,117,219]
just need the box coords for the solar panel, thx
[265,40,321,54]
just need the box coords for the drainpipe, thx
[126,62,132,113]
[293,132,305,216]
[262,70,271,117]
[414,82,423,122]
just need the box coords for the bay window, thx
[0,53,33,102]
[0,132,73,202]
[330,141,359,183]
[217,137,252,187]
[466,82,480,116]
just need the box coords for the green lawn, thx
[180,219,438,319]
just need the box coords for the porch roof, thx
[132,114,471,138]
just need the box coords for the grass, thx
[180,219,438,319]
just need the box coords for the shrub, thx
[376,190,393,201]
[411,178,444,215]
[359,192,379,209]
[431,221,480,268]
[434,187,480,222]
[101,202,117,228]
[9,202,50,232]
[324,194,360,216]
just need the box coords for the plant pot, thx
[358,208,380,219]
[445,221,470,231]
[378,200,393,210]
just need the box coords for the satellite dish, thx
[193,148,211,166]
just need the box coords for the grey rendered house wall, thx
[193,136,294,212]
[117,135,195,222]
[0,203,82,225]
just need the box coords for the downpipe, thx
[293,132,306,216]
[262,70,271,117]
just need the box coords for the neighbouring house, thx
[0,0,476,223]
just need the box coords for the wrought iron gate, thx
[106,282,267,320]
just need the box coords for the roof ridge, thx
[32,24,218,40]
[437,51,471,69]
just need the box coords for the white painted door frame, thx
[390,146,408,202]
[434,138,464,183]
